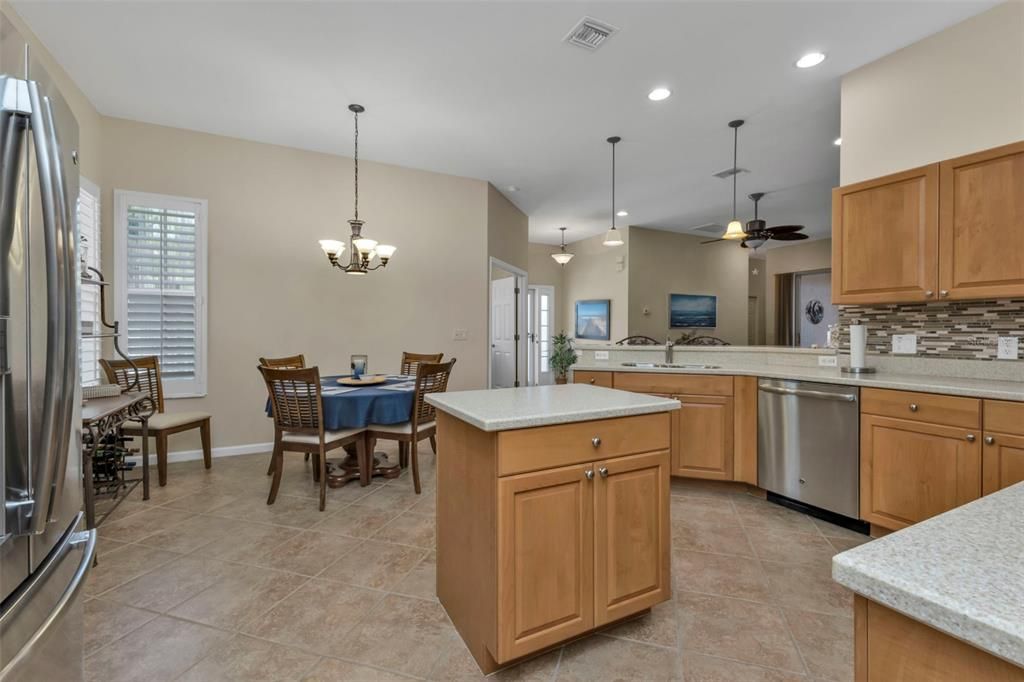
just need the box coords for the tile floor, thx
[85,445,871,681]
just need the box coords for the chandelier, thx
[551,227,574,265]
[319,104,396,275]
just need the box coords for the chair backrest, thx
[258,365,324,436]
[401,351,443,377]
[412,359,456,428]
[100,356,165,413]
[259,354,306,370]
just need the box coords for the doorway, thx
[489,258,527,388]
[793,269,837,347]
[527,285,555,386]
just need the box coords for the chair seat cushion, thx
[129,411,209,431]
[282,428,363,445]
[369,420,434,435]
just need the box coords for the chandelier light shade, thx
[551,227,575,266]
[721,119,747,241]
[603,136,625,247]
[318,104,396,274]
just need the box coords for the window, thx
[78,178,102,386]
[114,190,208,398]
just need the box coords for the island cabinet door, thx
[674,395,734,480]
[860,415,981,531]
[594,450,671,626]
[982,432,1024,495]
[496,462,595,662]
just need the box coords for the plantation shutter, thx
[78,179,101,386]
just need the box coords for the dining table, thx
[266,373,418,487]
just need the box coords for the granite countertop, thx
[426,384,680,432]
[572,362,1024,402]
[832,483,1024,666]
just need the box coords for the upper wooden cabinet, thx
[832,164,939,304]
[939,141,1024,300]
[833,140,1024,305]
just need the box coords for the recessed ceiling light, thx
[647,87,671,102]
[795,52,826,68]
[507,185,519,192]
[833,137,842,146]
[617,210,629,217]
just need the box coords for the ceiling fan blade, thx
[701,238,726,245]
[771,232,809,241]
[739,241,749,249]
[765,224,804,234]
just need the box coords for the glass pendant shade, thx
[552,251,574,265]
[722,220,746,240]
[353,238,378,256]
[603,227,624,247]
[375,244,397,260]
[319,239,345,256]
[745,236,767,250]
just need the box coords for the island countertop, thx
[426,384,680,432]
[832,482,1024,667]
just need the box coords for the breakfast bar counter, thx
[427,385,679,673]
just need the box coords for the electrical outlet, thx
[594,350,610,360]
[997,336,1019,360]
[452,328,467,341]
[891,334,918,355]
[818,356,838,367]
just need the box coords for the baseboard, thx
[125,441,272,465]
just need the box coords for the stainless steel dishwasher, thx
[758,378,860,519]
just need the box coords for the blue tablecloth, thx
[265,374,416,430]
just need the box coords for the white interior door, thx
[491,276,516,388]
[529,285,554,385]
[795,270,837,348]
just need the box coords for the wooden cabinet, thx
[593,450,670,625]
[832,140,1024,305]
[982,399,1024,495]
[832,164,938,304]
[674,395,734,480]
[860,389,982,531]
[573,370,613,388]
[939,141,1024,301]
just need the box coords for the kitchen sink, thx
[620,362,721,370]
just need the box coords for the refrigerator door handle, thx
[0,519,95,678]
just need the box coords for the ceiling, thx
[15,1,995,244]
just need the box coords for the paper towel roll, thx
[850,324,867,369]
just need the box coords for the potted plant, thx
[550,331,578,384]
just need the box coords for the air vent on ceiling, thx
[564,16,619,51]
[712,166,749,180]
[692,223,725,235]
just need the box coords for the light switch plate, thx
[818,356,838,367]
[997,336,1019,360]
[594,350,610,360]
[892,334,918,355]
[452,328,468,341]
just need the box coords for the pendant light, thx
[318,104,397,275]
[721,119,747,241]
[603,136,625,247]
[551,227,574,265]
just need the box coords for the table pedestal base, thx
[326,450,401,488]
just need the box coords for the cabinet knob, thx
[985,436,995,445]
[589,378,596,384]
[925,290,934,298]
[966,434,976,443]
[909,403,919,412]
[592,436,602,448]
[940,290,949,297]
[598,466,609,478]
[584,469,595,480]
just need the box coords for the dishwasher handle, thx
[758,384,858,403]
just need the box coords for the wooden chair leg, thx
[200,419,212,469]
[156,432,169,487]
[267,431,282,475]
[318,446,327,512]
[304,453,310,462]
[267,443,284,505]
[411,438,421,495]
[399,441,409,468]
[430,435,437,455]
[311,453,321,483]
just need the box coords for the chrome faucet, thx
[665,337,674,364]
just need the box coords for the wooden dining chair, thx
[259,354,309,474]
[100,356,212,487]
[399,352,444,453]
[258,365,365,511]
[369,359,456,494]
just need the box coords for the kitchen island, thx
[426,384,680,673]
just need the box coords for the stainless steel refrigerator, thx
[0,14,96,682]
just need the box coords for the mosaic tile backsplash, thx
[836,300,1024,360]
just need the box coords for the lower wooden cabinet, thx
[674,395,734,480]
[982,431,1024,495]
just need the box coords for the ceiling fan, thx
[703,192,808,249]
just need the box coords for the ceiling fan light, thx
[745,237,768,250]
[722,220,746,240]
[552,251,575,265]
[603,227,624,247]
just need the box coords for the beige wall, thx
[627,227,749,345]
[486,184,528,271]
[562,231,629,345]
[748,256,766,345]
[101,117,490,452]
[840,2,1024,184]
[527,242,565,333]
[764,239,832,345]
